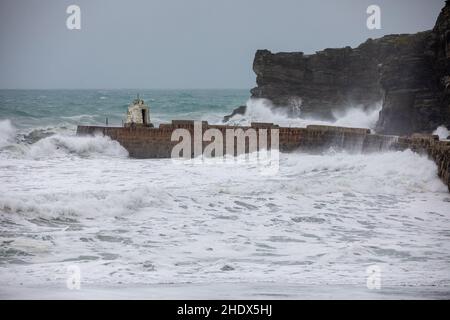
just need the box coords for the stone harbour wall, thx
[77,121,450,191]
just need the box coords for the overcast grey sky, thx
[0,0,444,89]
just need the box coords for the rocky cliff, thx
[251,1,450,135]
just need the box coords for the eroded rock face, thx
[251,2,450,135]
[223,105,247,122]
[375,31,440,135]
[251,44,385,120]
[431,0,450,133]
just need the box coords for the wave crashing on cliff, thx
[433,125,450,140]
[224,98,382,131]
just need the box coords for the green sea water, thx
[0,89,249,131]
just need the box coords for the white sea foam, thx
[0,119,15,148]
[0,149,449,295]
[0,131,129,160]
[1,101,450,298]
[433,125,450,140]
[225,98,382,130]
[332,105,381,129]
[23,134,129,159]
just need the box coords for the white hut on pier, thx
[125,95,152,127]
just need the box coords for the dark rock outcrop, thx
[251,44,385,120]
[251,1,450,135]
[223,105,247,122]
[375,31,441,135]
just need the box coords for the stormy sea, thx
[1,89,450,299]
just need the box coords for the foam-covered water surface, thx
[1,145,450,294]
[1,90,450,298]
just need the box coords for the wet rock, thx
[251,2,450,135]
[22,129,54,144]
[220,264,235,271]
[223,105,246,122]
[143,261,156,271]
[100,253,119,260]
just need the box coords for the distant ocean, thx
[0,89,249,131]
[1,89,450,299]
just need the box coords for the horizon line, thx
[0,88,252,91]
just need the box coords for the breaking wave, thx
[0,119,15,148]
[433,125,449,140]
[0,120,128,160]
[0,147,448,288]
[331,105,381,130]
[283,149,446,195]
[0,149,445,221]
[24,134,129,159]
[225,98,382,130]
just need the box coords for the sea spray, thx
[433,125,449,140]
[332,103,382,131]
[25,134,129,159]
[225,98,382,130]
[0,130,129,160]
[0,119,15,148]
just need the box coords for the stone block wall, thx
[77,121,450,191]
